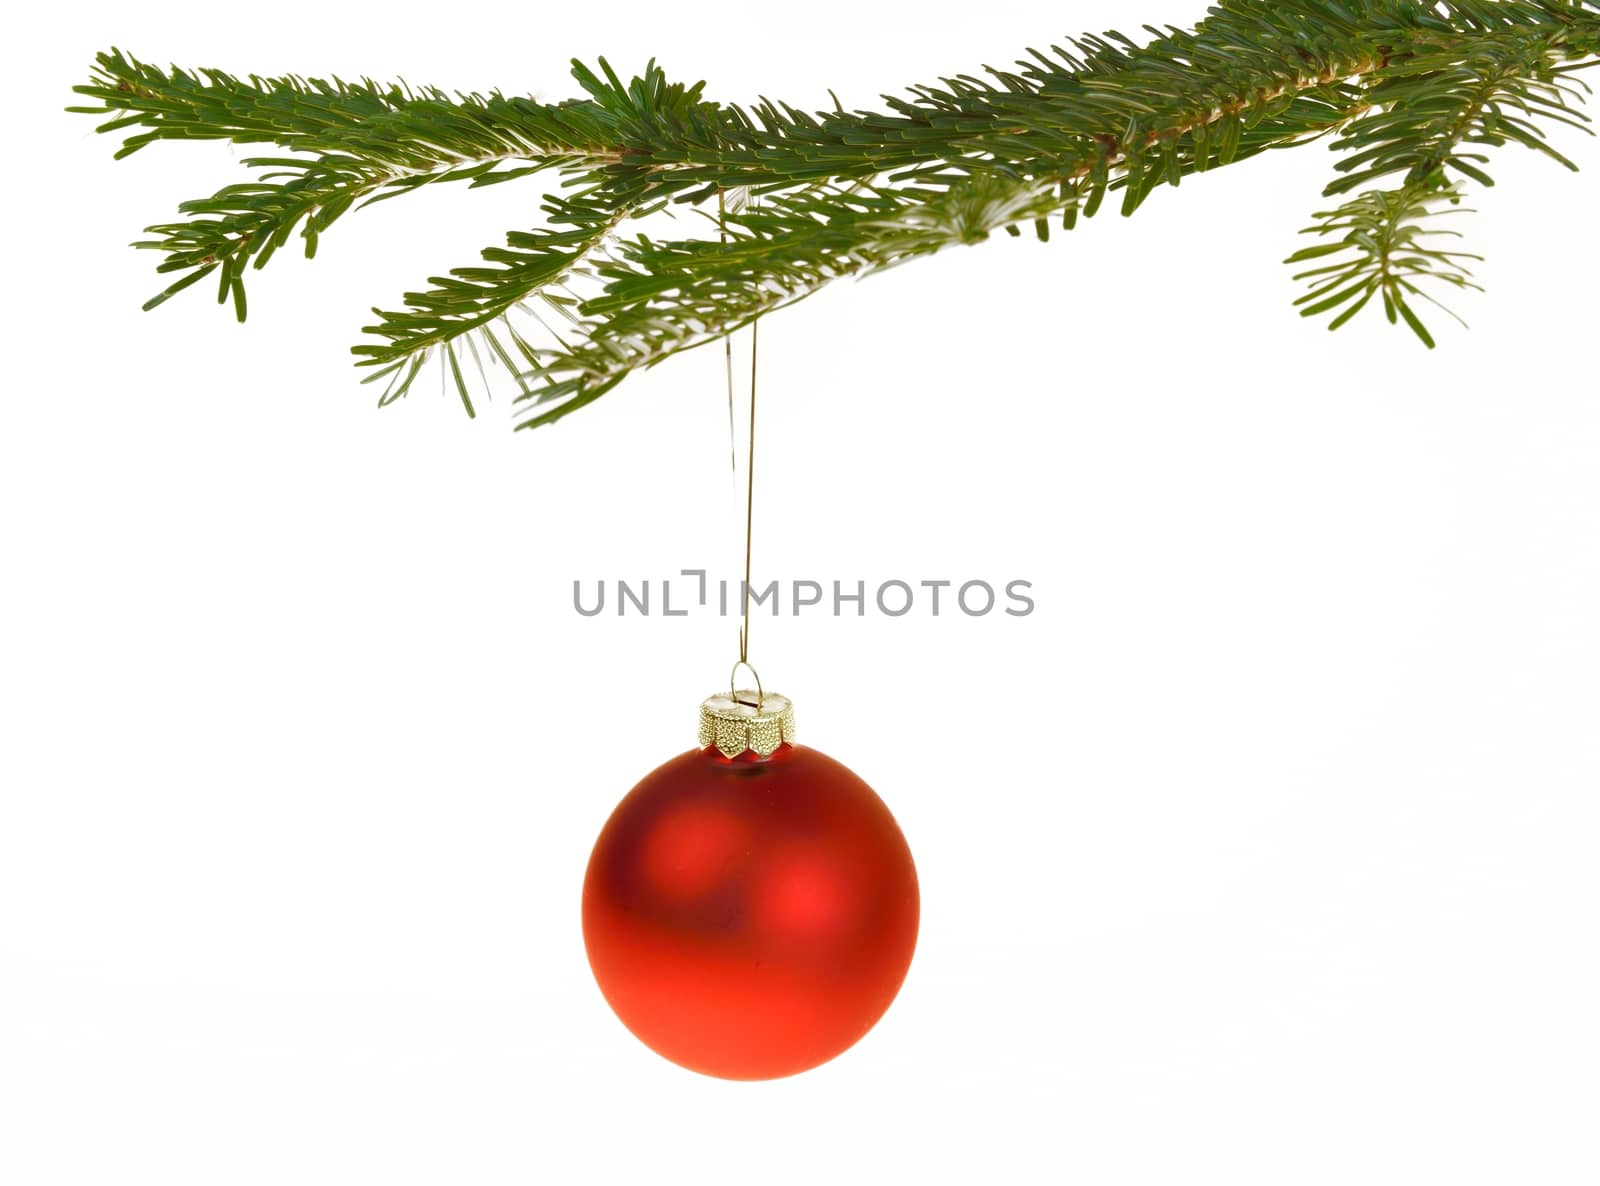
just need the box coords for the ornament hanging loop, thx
[729,660,765,709]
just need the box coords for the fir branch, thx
[71,0,1600,432]
[354,192,639,415]
[510,85,1366,431]
[1288,15,1593,339]
[1289,189,1483,344]
[71,47,642,164]
[70,50,701,318]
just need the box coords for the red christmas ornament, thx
[583,690,919,1080]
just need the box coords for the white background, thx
[4,2,1599,1183]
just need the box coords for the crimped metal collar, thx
[698,690,796,758]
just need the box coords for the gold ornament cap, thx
[698,688,796,758]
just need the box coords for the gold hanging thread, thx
[721,189,761,671]
[703,190,789,756]
[739,315,758,666]
[719,188,736,475]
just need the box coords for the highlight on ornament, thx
[68,3,1600,431]
[582,687,919,1080]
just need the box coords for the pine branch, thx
[70,50,699,318]
[71,47,650,165]
[510,85,1364,430]
[1290,14,1593,340]
[1290,189,1484,343]
[354,192,639,416]
[71,0,1600,432]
